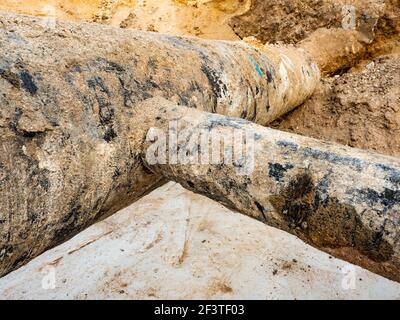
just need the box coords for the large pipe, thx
[141,98,400,283]
[0,11,318,276]
[1,12,398,283]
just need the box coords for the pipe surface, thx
[0,12,318,276]
[141,98,400,283]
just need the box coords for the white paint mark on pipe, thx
[279,62,290,95]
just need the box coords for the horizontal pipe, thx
[0,12,319,276]
[141,98,400,283]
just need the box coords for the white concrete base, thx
[0,183,399,300]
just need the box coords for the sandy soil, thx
[230,0,389,44]
[271,54,400,157]
[0,0,248,39]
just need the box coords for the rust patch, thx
[37,256,63,272]
[207,279,234,296]
[270,172,314,229]
[178,239,190,264]
[144,232,163,251]
[67,231,113,255]
[270,172,394,263]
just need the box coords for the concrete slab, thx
[0,183,399,299]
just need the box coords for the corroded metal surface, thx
[0,11,398,284]
[141,99,400,282]
[0,12,318,276]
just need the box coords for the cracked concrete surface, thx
[0,182,399,299]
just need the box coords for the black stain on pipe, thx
[269,172,394,263]
[19,71,38,95]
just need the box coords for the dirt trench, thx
[271,54,400,157]
[229,0,400,157]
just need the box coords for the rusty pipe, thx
[141,98,400,283]
[0,11,320,276]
